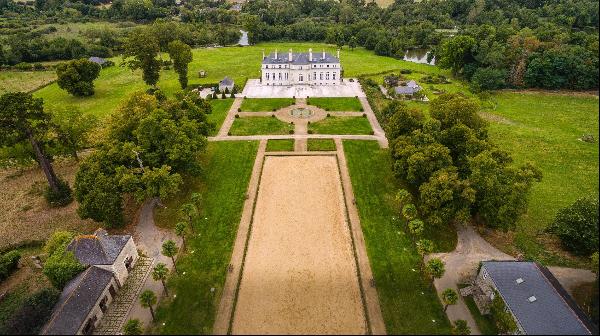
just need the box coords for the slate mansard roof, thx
[67,228,131,265]
[42,266,115,335]
[262,51,339,65]
[482,261,596,335]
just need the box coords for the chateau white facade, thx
[261,48,342,86]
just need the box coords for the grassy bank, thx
[343,140,451,334]
[207,98,234,136]
[154,141,258,334]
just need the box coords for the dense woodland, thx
[1,0,598,90]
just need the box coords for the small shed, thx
[219,76,234,92]
[198,69,206,78]
[88,57,107,66]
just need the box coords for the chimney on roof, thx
[322,49,325,59]
[289,48,292,62]
[337,48,340,59]
[309,48,313,62]
[275,49,278,59]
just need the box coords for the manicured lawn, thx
[154,141,258,334]
[343,140,451,334]
[484,92,599,267]
[207,98,233,136]
[266,139,294,151]
[34,42,442,119]
[240,98,294,112]
[229,117,293,136]
[308,116,372,135]
[0,70,56,94]
[462,294,498,335]
[307,138,336,151]
[307,97,363,111]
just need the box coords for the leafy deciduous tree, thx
[56,58,101,96]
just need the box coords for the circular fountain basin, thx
[290,108,314,119]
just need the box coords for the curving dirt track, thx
[231,155,366,334]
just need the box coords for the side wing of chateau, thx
[261,48,342,86]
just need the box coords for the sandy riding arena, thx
[232,155,366,335]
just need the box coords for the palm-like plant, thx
[162,240,179,273]
[139,290,157,321]
[175,222,187,250]
[408,219,425,241]
[442,288,458,312]
[452,320,471,335]
[179,203,197,233]
[152,263,170,296]
[425,257,445,288]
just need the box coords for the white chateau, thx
[261,48,342,86]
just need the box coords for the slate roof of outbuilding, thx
[88,56,107,64]
[262,51,339,65]
[482,261,596,335]
[42,266,115,335]
[220,76,234,86]
[67,229,130,266]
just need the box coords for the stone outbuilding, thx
[42,229,139,335]
[468,261,597,335]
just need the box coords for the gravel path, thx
[428,224,514,335]
[232,156,366,334]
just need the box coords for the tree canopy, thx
[56,58,102,96]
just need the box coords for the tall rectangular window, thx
[279,73,282,80]
[326,72,330,80]
[266,73,270,80]
[333,73,336,80]
[320,73,323,80]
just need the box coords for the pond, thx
[403,49,435,65]
[238,30,249,46]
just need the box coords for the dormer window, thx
[528,296,537,302]
[516,278,524,284]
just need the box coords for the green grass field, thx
[207,98,234,136]
[154,141,258,334]
[343,140,451,334]
[240,98,294,112]
[307,97,363,111]
[229,117,293,136]
[483,92,599,266]
[309,116,373,135]
[0,71,56,94]
[307,139,336,151]
[33,42,441,119]
[266,139,294,151]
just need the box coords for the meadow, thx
[33,42,442,118]
[482,91,599,266]
[0,70,56,94]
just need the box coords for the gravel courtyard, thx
[231,155,366,334]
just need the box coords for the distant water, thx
[239,30,249,46]
[403,49,435,65]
